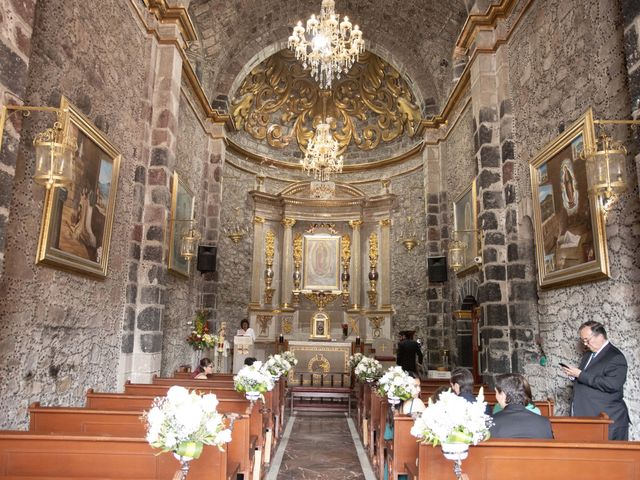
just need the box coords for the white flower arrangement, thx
[410,389,492,446]
[233,361,275,398]
[353,356,383,382]
[264,354,292,378]
[376,366,420,401]
[281,350,298,367]
[143,386,232,459]
[348,352,364,370]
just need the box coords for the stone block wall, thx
[0,0,150,428]
[621,0,640,188]
[508,0,640,437]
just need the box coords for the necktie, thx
[584,352,596,369]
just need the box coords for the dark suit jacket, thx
[490,404,553,439]
[396,339,423,374]
[572,342,629,440]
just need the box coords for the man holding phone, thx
[561,320,629,440]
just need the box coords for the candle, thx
[355,336,361,345]
[279,334,284,344]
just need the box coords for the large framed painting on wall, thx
[168,172,195,277]
[529,108,609,289]
[453,180,479,276]
[36,96,121,277]
[302,233,340,290]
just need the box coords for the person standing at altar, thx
[238,319,256,342]
[562,320,630,440]
[396,330,423,375]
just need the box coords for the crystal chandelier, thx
[301,121,343,184]
[288,0,364,89]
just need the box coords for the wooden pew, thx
[414,439,640,480]
[28,402,256,480]
[0,432,235,479]
[386,413,612,480]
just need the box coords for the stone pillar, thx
[349,220,363,310]
[280,218,295,309]
[621,0,640,192]
[379,218,392,309]
[0,0,38,279]
[127,38,184,383]
[249,216,265,307]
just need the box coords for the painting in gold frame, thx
[168,172,195,277]
[302,234,340,290]
[453,180,479,276]
[310,312,331,340]
[529,108,609,289]
[36,96,121,277]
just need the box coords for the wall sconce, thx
[170,217,201,261]
[581,119,640,216]
[448,229,483,272]
[396,216,423,251]
[0,104,77,189]
[222,207,247,244]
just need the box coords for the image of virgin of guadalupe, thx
[560,158,579,216]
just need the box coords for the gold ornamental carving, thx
[379,218,391,227]
[341,234,351,266]
[305,223,338,235]
[303,291,340,311]
[264,230,276,304]
[368,233,379,265]
[254,216,266,224]
[230,50,422,155]
[281,218,296,228]
[368,232,379,308]
[257,315,273,336]
[341,234,351,306]
[293,233,303,267]
[369,316,384,338]
[349,219,363,230]
[281,316,294,335]
[307,354,330,374]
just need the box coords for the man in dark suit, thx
[562,320,630,440]
[490,373,553,439]
[396,330,423,375]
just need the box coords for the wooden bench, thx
[28,402,257,480]
[0,432,236,479]
[386,413,612,480]
[289,386,351,415]
[413,439,640,479]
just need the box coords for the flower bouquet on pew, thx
[377,366,420,405]
[353,356,383,383]
[143,386,232,478]
[264,354,292,380]
[281,350,298,367]
[233,361,275,401]
[348,352,364,370]
[410,388,492,478]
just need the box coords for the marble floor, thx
[267,412,375,480]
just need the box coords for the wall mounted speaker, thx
[427,256,447,282]
[196,245,217,273]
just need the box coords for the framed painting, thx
[36,96,121,277]
[302,233,340,290]
[168,171,195,277]
[529,108,609,289]
[453,180,479,276]
[310,312,331,340]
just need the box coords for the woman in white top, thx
[401,376,426,415]
[239,319,256,342]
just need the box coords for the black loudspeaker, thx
[427,256,447,282]
[196,245,217,273]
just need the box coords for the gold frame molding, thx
[168,172,195,277]
[529,108,609,289]
[302,234,341,291]
[310,312,331,340]
[36,96,121,278]
[452,180,479,277]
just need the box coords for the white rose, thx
[167,386,190,405]
[147,406,164,426]
[216,428,232,444]
[201,393,219,413]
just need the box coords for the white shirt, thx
[239,327,255,342]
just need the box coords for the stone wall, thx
[621,0,640,185]
[0,0,150,428]
[508,0,640,438]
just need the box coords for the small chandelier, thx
[223,215,247,244]
[301,121,343,184]
[582,131,628,216]
[179,219,201,260]
[448,232,467,272]
[396,216,422,251]
[1,105,77,190]
[288,0,364,89]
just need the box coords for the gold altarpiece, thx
[245,181,396,364]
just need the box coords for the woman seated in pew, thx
[490,373,553,439]
[401,375,426,416]
[492,375,541,415]
[193,357,214,379]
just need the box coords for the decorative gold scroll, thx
[231,50,422,156]
[368,232,379,265]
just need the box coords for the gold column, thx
[367,232,379,308]
[249,216,265,307]
[341,234,351,307]
[379,218,392,309]
[264,230,275,304]
[280,218,296,309]
[349,220,363,310]
[292,232,303,307]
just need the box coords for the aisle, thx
[267,412,375,480]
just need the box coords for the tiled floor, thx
[268,412,375,479]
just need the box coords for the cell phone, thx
[559,362,569,368]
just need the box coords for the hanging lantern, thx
[180,219,201,260]
[582,132,627,214]
[448,232,467,272]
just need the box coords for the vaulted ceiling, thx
[189,0,469,113]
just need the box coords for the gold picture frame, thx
[529,108,609,289]
[310,312,331,340]
[168,172,195,277]
[453,180,479,276]
[302,233,341,290]
[36,96,121,277]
